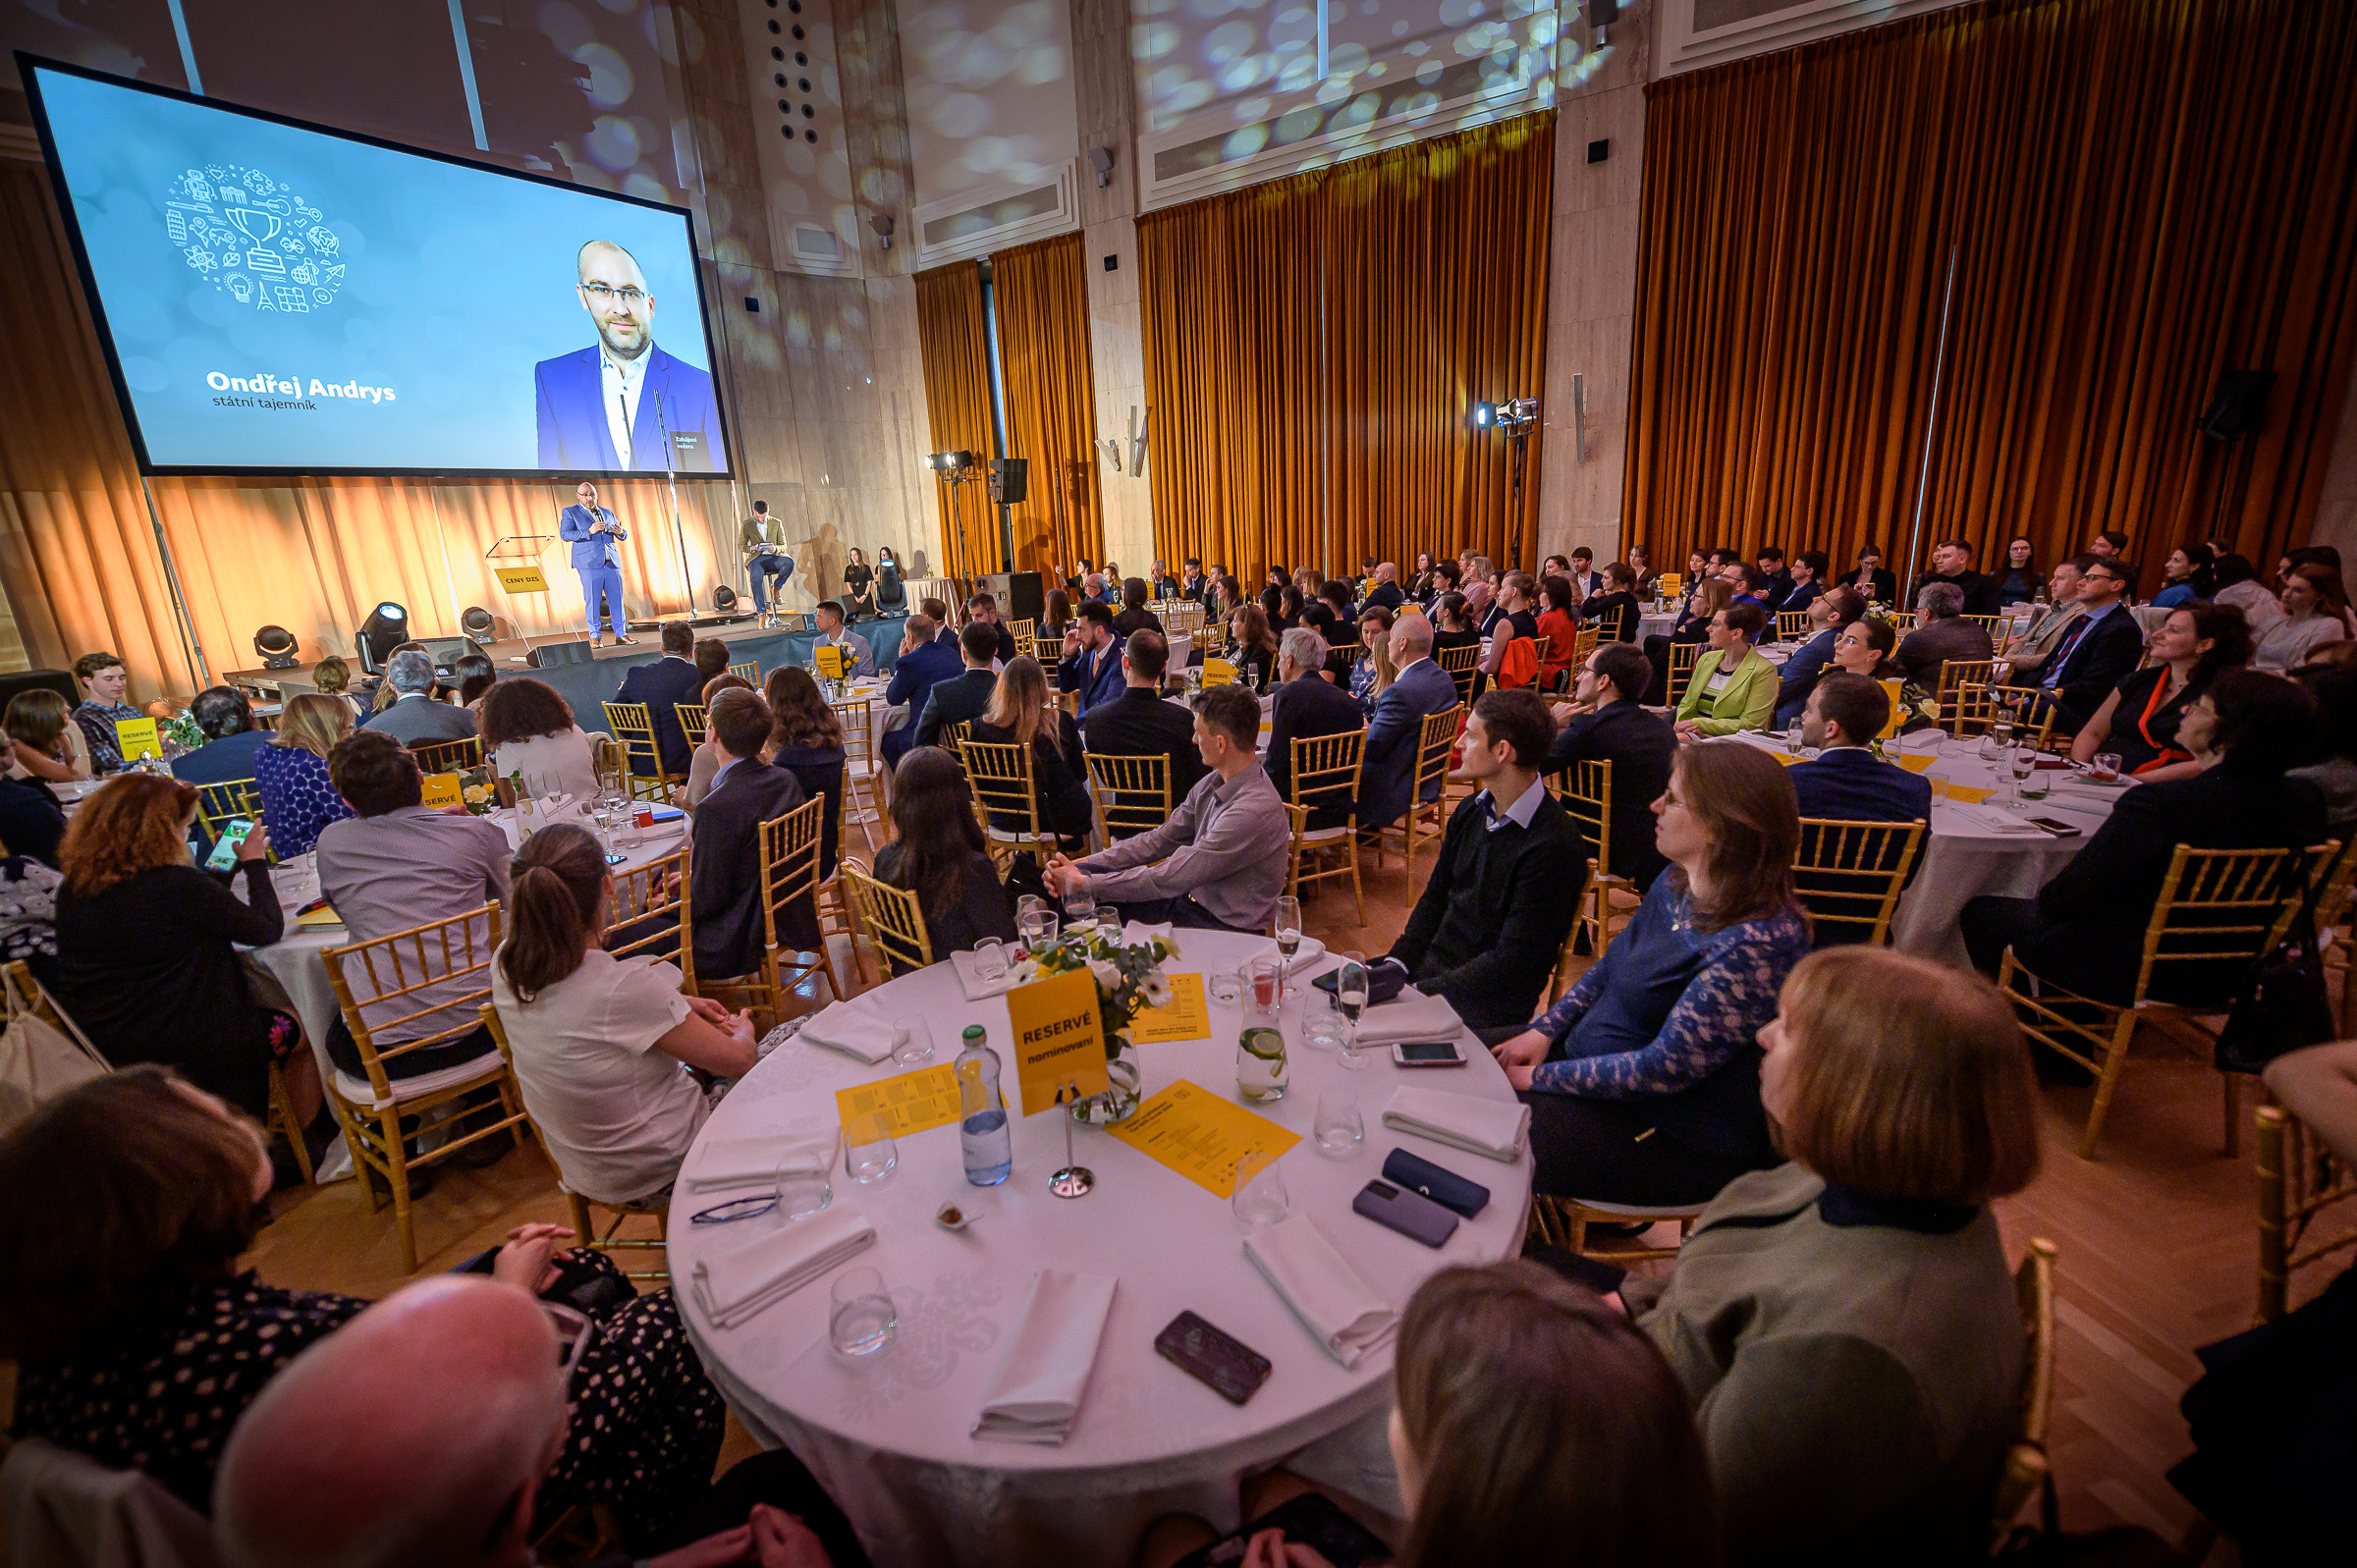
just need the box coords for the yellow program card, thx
[1129,973,1211,1044]
[1107,1078,1301,1198]
[835,1064,962,1137]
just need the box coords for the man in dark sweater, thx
[1077,628,1204,836]
[1265,626,1364,827]
[1905,538,1999,619]
[1385,688,1581,1036]
[1544,642,1674,891]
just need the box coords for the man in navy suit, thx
[2034,555,2144,734]
[882,612,961,767]
[557,480,634,646]
[1266,626,1365,828]
[1056,601,1126,717]
[1788,674,1934,826]
[534,241,724,473]
[1360,617,1460,832]
[613,622,705,778]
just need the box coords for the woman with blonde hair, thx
[250,691,356,857]
[5,688,93,784]
[969,655,1089,847]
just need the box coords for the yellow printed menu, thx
[1108,1079,1302,1198]
[836,1064,963,1137]
[113,717,160,762]
[1004,968,1112,1115]
[1128,973,1211,1044]
[1932,778,1995,805]
[1893,751,1937,775]
[419,772,464,809]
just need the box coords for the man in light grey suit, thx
[1359,617,1458,832]
[813,600,876,678]
[359,649,477,745]
[1997,558,2088,685]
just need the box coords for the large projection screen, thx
[22,56,734,479]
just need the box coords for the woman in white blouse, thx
[491,824,758,1205]
[477,677,600,802]
[2254,564,2351,673]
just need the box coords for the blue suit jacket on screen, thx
[534,345,724,473]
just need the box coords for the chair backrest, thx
[1030,636,1064,664]
[1936,660,2001,737]
[1665,641,1702,709]
[1775,609,1814,641]
[1793,818,1926,946]
[2,1435,227,1568]
[758,795,826,966]
[409,734,483,776]
[1007,618,1037,644]
[1963,614,2007,648]
[1167,603,1206,637]
[960,737,1042,836]
[2137,841,2339,1003]
[940,719,973,750]
[606,842,693,992]
[1552,758,1614,877]
[1085,751,1174,840]
[728,660,760,685]
[193,779,260,848]
[1437,641,1479,704]
[2257,1104,2357,1321]
[675,703,708,749]
[1882,611,1917,633]
[1989,1237,2059,1541]
[841,858,933,974]
[1568,623,1601,668]
[589,733,627,793]
[602,701,663,776]
[1411,707,1460,807]
[833,697,876,775]
[323,902,503,1101]
[1288,729,1365,827]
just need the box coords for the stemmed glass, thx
[1334,951,1368,1071]
[2007,742,2038,809]
[1273,895,1303,997]
[1062,888,1098,939]
[591,786,628,865]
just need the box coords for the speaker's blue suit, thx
[533,345,725,473]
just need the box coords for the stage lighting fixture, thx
[460,606,496,642]
[925,451,979,476]
[1474,397,1539,433]
[252,624,301,670]
[712,584,740,612]
[1473,402,1496,428]
[355,601,410,674]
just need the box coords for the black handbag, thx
[2213,858,2335,1076]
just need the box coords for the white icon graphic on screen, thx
[166,165,345,312]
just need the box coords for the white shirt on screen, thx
[601,345,652,466]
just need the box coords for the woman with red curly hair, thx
[52,773,317,1136]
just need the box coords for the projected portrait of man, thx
[532,239,723,473]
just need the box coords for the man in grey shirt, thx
[360,647,477,745]
[1043,684,1288,933]
[315,730,511,1083]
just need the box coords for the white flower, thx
[1154,935,1179,961]
[1088,957,1121,993]
[1141,974,1173,1008]
[1010,959,1039,985]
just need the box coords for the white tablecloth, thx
[1637,612,1678,639]
[669,930,1532,1567]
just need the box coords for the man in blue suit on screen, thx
[535,240,724,473]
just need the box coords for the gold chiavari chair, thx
[2258,1104,2357,1322]
[764,795,857,1005]
[1775,609,1814,641]
[1526,1187,1705,1264]
[1882,611,1917,633]
[1964,614,2008,649]
[602,702,681,802]
[1373,707,1462,880]
[2313,838,2357,1035]
[1937,661,2001,737]
[607,840,694,994]
[408,734,483,776]
[959,737,1065,875]
[940,719,973,751]
[1991,1239,2060,1543]
[1568,622,1602,668]
[1998,841,2339,1159]
[1438,642,1479,705]
[1008,618,1037,645]
[1284,730,1366,925]
[1664,641,1702,710]
[728,660,760,684]
[323,903,535,1271]
[1030,635,1065,665]
[1548,761,1638,976]
[675,703,708,750]
[834,697,885,854]
[194,778,261,850]
[1167,602,1206,638]
[1085,752,1175,842]
[590,733,628,795]
[1324,640,1362,678]
[1792,818,1926,946]
[840,858,933,977]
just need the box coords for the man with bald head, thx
[535,239,724,472]
[1359,613,1457,832]
[215,1276,857,1568]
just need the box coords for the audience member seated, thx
[1645,578,1732,704]
[915,622,1004,747]
[1787,674,1932,825]
[0,758,67,870]
[1348,605,1397,706]
[478,676,600,801]
[875,748,1017,972]
[2031,555,2141,733]
[71,649,142,775]
[1360,561,1405,613]
[315,730,510,1082]
[1038,587,1072,646]
[971,655,1091,851]
[1045,685,1288,934]
[1773,587,1868,727]
[5,687,92,784]
[1079,627,1205,835]
[882,612,960,765]
[1580,948,2039,1565]
[1578,562,1642,643]
[359,647,476,745]
[1828,614,1903,687]
[681,675,755,807]
[451,653,496,723]
[1906,537,1999,618]
[1479,571,1542,682]
[965,591,1022,663]
[2289,663,2357,831]
[1223,602,1279,690]
[251,692,356,858]
[307,653,368,722]
[1491,741,1810,1207]
[1367,613,1452,830]
[1548,642,1675,890]
[1780,550,1830,617]
[1893,581,1994,686]
[688,688,812,982]
[1059,600,1128,714]
[1991,537,2043,608]
[169,686,270,786]
[2151,544,2215,609]
[2071,602,2250,780]
[1387,691,1580,1034]
[813,600,877,677]
[1266,626,1364,829]
[1962,669,2327,1005]
[1673,602,1778,737]
[615,622,711,778]
[693,636,730,689]
[765,666,850,877]
[1842,544,1898,607]
[495,824,756,1205]
[2256,563,2351,673]
[1995,558,2088,685]
[2210,551,2282,637]
[1114,577,1165,639]
[1535,574,1583,689]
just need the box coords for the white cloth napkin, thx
[797,999,898,1063]
[1120,920,1175,946]
[1948,802,2048,836]
[1350,988,1466,1046]
[689,1206,875,1330]
[1243,1215,1398,1369]
[972,1270,1118,1444]
[684,1129,839,1191]
[1383,1085,1530,1162]
[1247,935,1326,968]
[951,947,1014,1000]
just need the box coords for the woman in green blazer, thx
[1674,601,1780,736]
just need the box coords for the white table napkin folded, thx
[689,1206,875,1330]
[1948,802,2049,837]
[1120,920,1176,947]
[797,999,898,1063]
[685,1129,840,1191]
[951,948,1014,1000]
[972,1270,1118,1444]
[1351,988,1466,1046]
[1382,1085,1529,1162]
[1243,1215,1398,1369]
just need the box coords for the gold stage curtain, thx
[0,163,730,702]
[1139,115,1554,587]
[914,260,999,583]
[1625,0,2357,594]
[990,231,1103,583]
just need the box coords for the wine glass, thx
[1062,887,1097,938]
[1334,951,1368,1071]
[1273,895,1303,996]
[2008,742,2038,809]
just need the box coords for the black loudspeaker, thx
[988,458,1029,505]
[2200,370,2275,441]
[976,570,1045,623]
[1588,0,1620,24]
[528,640,598,668]
[0,669,78,713]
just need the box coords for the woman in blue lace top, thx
[250,693,356,858]
[1492,739,1811,1208]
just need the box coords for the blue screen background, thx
[31,67,728,475]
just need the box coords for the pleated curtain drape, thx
[914,260,1000,583]
[0,163,729,703]
[1624,0,2357,594]
[991,231,1103,582]
[1140,113,1555,585]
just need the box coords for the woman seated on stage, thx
[968,656,1090,848]
[2070,601,2250,780]
[873,747,1015,975]
[479,676,599,802]
[251,692,356,858]
[764,666,847,878]
[842,548,876,620]
[1491,740,1809,1211]
[4,689,92,784]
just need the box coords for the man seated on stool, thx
[1076,627,1204,836]
[812,600,875,679]
[1385,689,1581,1038]
[1265,626,1362,826]
[913,622,1004,748]
[360,649,477,745]
[1042,685,1288,934]
[882,613,959,767]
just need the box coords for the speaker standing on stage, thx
[740,501,795,628]
[559,481,635,648]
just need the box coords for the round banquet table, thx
[669,930,1534,1568]
[1637,611,1678,639]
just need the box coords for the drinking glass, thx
[1274,894,1304,993]
[1334,953,1369,1071]
[1018,907,1059,955]
[1784,719,1804,756]
[1313,1091,1365,1158]
[829,1267,898,1356]
[971,938,1009,986]
[891,1014,934,1065]
[2092,752,2123,784]
[1236,1026,1288,1102]
[844,1112,898,1184]
[2019,757,2052,801]
[1207,968,1241,1005]
[1300,1009,1347,1054]
[1232,1151,1290,1227]
[1062,889,1099,937]
[1244,956,1283,1017]
[1015,893,1047,932]
[776,1132,837,1220]
[2007,743,2038,809]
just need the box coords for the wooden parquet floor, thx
[0,839,2292,1564]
